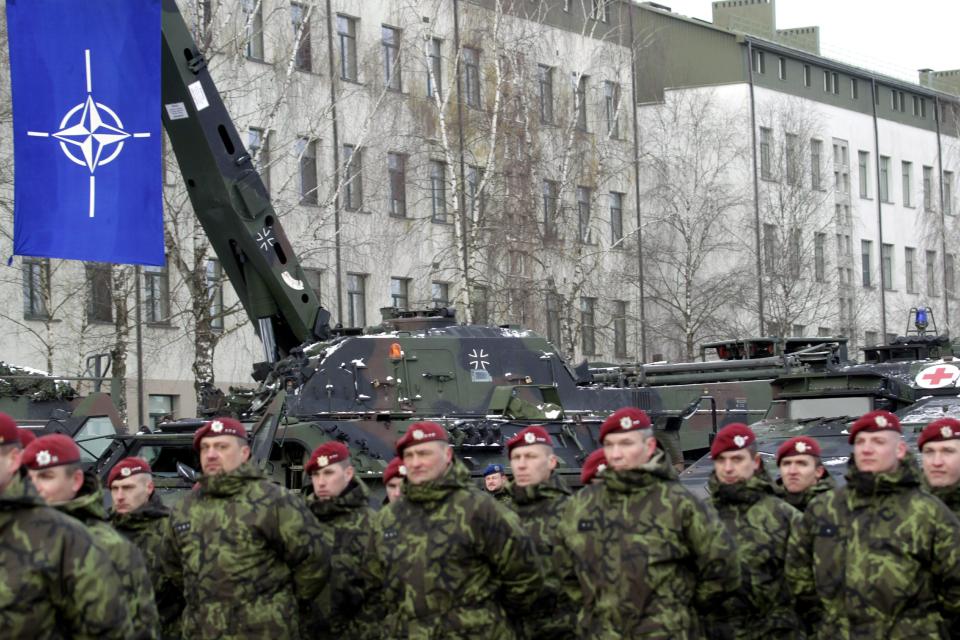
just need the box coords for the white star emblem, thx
[733,435,748,448]
[412,429,425,440]
[36,450,52,466]
[942,426,954,438]
[399,465,407,476]
[620,416,633,429]
[597,463,607,474]
[318,455,329,467]
[211,420,224,433]
[121,467,132,477]
[524,432,537,444]
[875,416,888,428]
[795,442,808,453]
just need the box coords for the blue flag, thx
[7,0,163,266]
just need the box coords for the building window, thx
[879,156,890,202]
[881,243,894,290]
[303,268,323,301]
[759,127,772,179]
[390,277,410,309]
[290,3,312,72]
[387,152,406,217]
[604,81,620,137]
[763,223,777,272]
[248,128,270,194]
[430,160,447,223]
[241,0,264,60]
[297,137,318,205]
[864,331,878,347]
[753,49,765,74]
[613,300,627,358]
[22,257,50,319]
[923,165,934,210]
[905,247,916,293]
[574,74,588,132]
[577,186,592,243]
[144,262,170,324]
[861,240,872,288]
[803,64,810,87]
[542,179,559,238]
[148,394,175,428]
[343,144,363,211]
[785,133,799,185]
[337,15,358,81]
[86,263,113,323]
[426,38,442,98]
[902,161,912,207]
[463,47,481,108]
[431,281,449,308]
[858,150,870,198]
[832,72,839,94]
[538,65,554,124]
[778,56,786,80]
[823,70,831,93]
[205,259,223,330]
[472,285,489,325]
[850,78,858,99]
[927,250,939,297]
[546,292,562,348]
[580,297,596,355]
[810,139,822,190]
[347,273,366,327]
[948,254,957,297]
[609,191,623,246]
[382,26,402,91]
[814,233,826,282]
[945,171,954,215]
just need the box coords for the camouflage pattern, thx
[113,491,183,639]
[0,472,135,639]
[558,450,740,639]
[786,460,960,638]
[510,473,579,640]
[704,470,803,639]
[490,484,515,508]
[159,461,329,639]
[775,473,837,512]
[58,471,159,640]
[368,458,543,639]
[928,480,960,518]
[306,478,379,639]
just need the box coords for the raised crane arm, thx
[160,0,330,368]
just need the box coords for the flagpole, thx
[135,265,145,427]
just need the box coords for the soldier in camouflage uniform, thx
[919,417,960,517]
[0,413,135,639]
[774,436,835,512]
[368,420,543,638]
[508,425,579,640]
[24,434,159,639]
[305,441,378,639]
[159,417,330,639]
[483,462,514,507]
[703,424,802,639]
[559,407,740,639]
[109,457,182,639]
[786,410,960,638]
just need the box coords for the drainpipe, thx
[935,96,950,333]
[627,3,647,361]
[870,78,887,338]
[746,40,765,335]
[324,0,343,321]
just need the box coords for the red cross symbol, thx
[922,367,955,386]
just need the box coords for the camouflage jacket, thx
[928,480,960,518]
[159,461,330,640]
[490,484,514,508]
[705,471,803,640]
[307,478,379,639]
[775,473,837,512]
[369,459,544,639]
[0,472,135,639]
[59,471,159,640]
[113,492,183,639]
[558,451,740,640]
[510,473,580,640]
[785,461,960,639]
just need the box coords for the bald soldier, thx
[775,436,836,512]
[919,417,960,517]
[368,420,543,638]
[786,410,960,638]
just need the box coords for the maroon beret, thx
[710,423,756,459]
[22,434,81,470]
[107,457,152,487]
[776,436,821,464]
[848,410,901,444]
[507,426,553,453]
[383,457,407,485]
[193,417,247,451]
[17,428,37,449]
[918,418,960,450]
[599,407,652,443]
[580,449,608,485]
[305,441,350,474]
[0,413,18,446]
[395,421,448,455]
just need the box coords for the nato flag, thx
[7,0,163,266]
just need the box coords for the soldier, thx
[775,436,835,511]
[559,407,739,638]
[786,410,960,638]
[158,417,329,639]
[919,417,960,516]
[483,462,514,506]
[383,455,406,504]
[579,448,607,486]
[368,420,543,638]
[17,426,36,448]
[703,423,802,639]
[508,425,579,639]
[305,441,378,639]
[23,435,159,639]
[109,457,182,639]
[0,413,135,638]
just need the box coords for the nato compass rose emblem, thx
[26,50,151,218]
